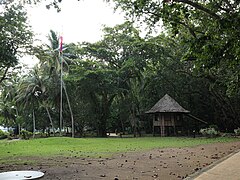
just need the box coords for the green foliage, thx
[209,124,219,132]
[107,0,240,132]
[113,0,240,96]
[20,130,33,140]
[0,130,9,139]
[0,68,22,128]
[200,128,219,138]
[234,128,240,136]
[66,22,151,136]
[0,4,33,84]
[35,132,48,138]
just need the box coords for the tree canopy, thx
[0,0,239,137]
[108,0,240,96]
[0,3,33,84]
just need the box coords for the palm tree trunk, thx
[33,110,36,138]
[45,107,55,136]
[63,84,74,138]
[16,107,21,137]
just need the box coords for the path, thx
[193,150,240,180]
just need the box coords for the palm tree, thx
[16,68,40,137]
[16,67,55,137]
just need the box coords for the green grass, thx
[0,137,238,161]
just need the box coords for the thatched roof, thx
[146,94,189,114]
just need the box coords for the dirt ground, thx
[1,141,240,180]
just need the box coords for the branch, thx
[174,0,221,20]
[177,21,197,38]
[0,66,10,84]
[145,5,204,39]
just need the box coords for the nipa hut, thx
[146,94,189,136]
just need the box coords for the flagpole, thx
[59,35,75,138]
[59,36,63,136]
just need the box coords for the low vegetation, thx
[0,137,238,163]
[0,130,9,140]
[234,128,240,136]
[200,127,220,138]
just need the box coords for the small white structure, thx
[0,171,44,179]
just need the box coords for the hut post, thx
[173,114,176,136]
[152,115,155,136]
[161,115,165,137]
[160,115,162,136]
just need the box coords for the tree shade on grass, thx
[0,137,238,162]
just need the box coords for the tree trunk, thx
[18,124,21,136]
[33,110,36,138]
[45,107,55,136]
[98,121,107,137]
[98,93,112,137]
[131,104,137,137]
[120,117,125,135]
[210,89,239,131]
[16,107,21,136]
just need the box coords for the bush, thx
[35,132,48,138]
[234,128,240,136]
[20,130,33,140]
[200,127,219,138]
[209,124,219,131]
[221,133,234,137]
[0,130,8,139]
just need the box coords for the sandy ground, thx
[1,141,240,180]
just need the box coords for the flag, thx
[59,36,63,53]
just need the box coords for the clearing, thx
[0,137,240,179]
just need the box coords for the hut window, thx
[155,114,158,121]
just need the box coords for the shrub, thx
[221,133,234,137]
[200,127,219,138]
[20,130,33,140]
[209,124,219,131]
[234,128,240,136]
[0,130,9,139]
[35,132,48,138]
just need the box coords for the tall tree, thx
[0,4,33,84]
[67,60,119,137]
[72,22,149,136]
[16,67,44,136]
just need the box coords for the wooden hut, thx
[146,94,189,136]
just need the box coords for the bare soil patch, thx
[1,141,240,180]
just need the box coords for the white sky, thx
[21,0,125,67]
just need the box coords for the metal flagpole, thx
[59,36,63,136]
[58,35,75,138]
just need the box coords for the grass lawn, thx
[0,137,238,162]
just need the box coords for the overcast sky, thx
[21,0,125,66]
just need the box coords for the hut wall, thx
[153,113,176,126]
[153,113,182,136]
[164,114,175,126]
